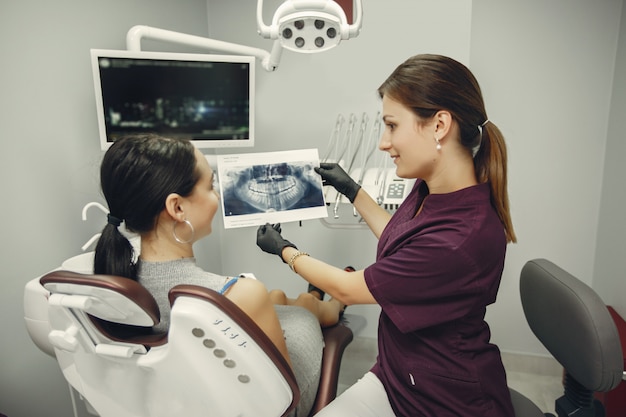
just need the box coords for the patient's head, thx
[95,134,215,279]
[101,134,198,233]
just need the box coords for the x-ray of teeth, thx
[217,149,328,229]
[222,162,323,215]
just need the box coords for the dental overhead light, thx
[125,0,363,71]
[257,0,363,53]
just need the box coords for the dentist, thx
[256,54,517,416]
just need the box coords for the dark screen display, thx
[96,56,251,143]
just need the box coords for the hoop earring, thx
[173,219,195,244]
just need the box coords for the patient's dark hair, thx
[94,134,200,279]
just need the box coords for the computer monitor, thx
[90,49,255,150]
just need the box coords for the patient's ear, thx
[164,193,184,220]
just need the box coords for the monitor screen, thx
[90,49,255,150]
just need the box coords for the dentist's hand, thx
[256,223,297,259]
[314,162,361,203]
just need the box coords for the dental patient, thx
[93,134,344,416]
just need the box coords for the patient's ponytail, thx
[93,134,199,280]
[94,221,136,278]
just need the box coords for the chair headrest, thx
[520,258,623,392]
[41,270,160,327]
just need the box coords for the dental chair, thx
[24,267,362,417]
[509,258,625,417]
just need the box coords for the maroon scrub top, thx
[364,180,515,417]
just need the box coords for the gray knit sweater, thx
[137,258,323,416]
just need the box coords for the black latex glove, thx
[256,223,297,260]
[314,162,361,203]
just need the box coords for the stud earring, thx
[435,137,442,151]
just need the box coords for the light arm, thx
[125,25,282,72]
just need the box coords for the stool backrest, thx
[520,258,623,392]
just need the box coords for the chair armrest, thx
[170,284,301,417]
[312,324,353,415]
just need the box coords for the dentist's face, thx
[379,95,437,180]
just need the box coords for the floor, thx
[337,337,564,416]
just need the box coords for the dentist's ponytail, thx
[473,121,517,243]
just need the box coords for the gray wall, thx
[0,1,211,416]
[595,2,626,319]
[1,0,625,415]
[208,0,625,355]
[470,0,624,354]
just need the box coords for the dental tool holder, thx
[321,167,415,228]
[322,167,415,208]
[320,113,415,229]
